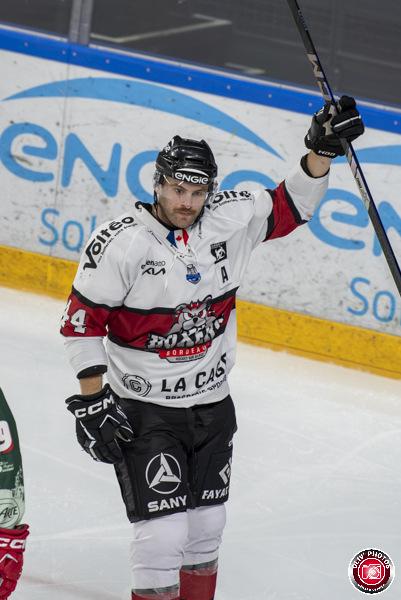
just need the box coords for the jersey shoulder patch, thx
[208,189,253,212]
[81,213,138,271]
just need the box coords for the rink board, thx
[0,26,401,377]
[1,244,400,379]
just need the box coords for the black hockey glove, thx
[66,384,134,464]
[305,95,365,158]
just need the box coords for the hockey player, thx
[0,388,29,600]
[61,96,364,600]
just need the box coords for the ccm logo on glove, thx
[73,396,115,418]
[66,384,134,464]
[0,537,26,549]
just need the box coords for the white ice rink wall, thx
[1,26,401,377]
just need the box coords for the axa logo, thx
[145,453,182,495]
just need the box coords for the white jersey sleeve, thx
[60,213,141,377]
[207,160,329,250]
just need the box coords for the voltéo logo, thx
[349,548,395,594]
[145,453,182,495]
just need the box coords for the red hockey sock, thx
[132,587,179,600]
[179,560,218,600]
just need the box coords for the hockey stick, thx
[286,0,401,297]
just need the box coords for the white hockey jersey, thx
[61,161,328,408]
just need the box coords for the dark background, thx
[1,0,400,108]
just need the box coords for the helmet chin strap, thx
[151,189,178,230]
[151,190,163,223]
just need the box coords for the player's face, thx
[155,177,209,229]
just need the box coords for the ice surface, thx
[1,286,401,599]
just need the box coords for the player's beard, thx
[154,201,201,229]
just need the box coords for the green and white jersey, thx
[0,388,25,528]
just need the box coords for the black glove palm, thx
[66,384,134,463]
[305,95,365,158]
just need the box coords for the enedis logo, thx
[2,75,400,263]
[2,73,401,332]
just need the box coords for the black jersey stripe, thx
[119,286,239,315]
[72,286,122,311]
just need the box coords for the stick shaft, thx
[286,0,401,296]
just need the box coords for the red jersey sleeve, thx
[60,286,117,337]
[264,180,306,242]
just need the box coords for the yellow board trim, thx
[1,244,400,379]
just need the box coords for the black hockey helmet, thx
[154,135,218,192]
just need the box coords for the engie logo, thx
[174,171,209,185]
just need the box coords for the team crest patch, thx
[147,295,224,362]
[210,241,227,263]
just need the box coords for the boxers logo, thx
[147,296,224,363]
[122,374,152,397]
[83,216,136,270]
[145,453,182,495]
